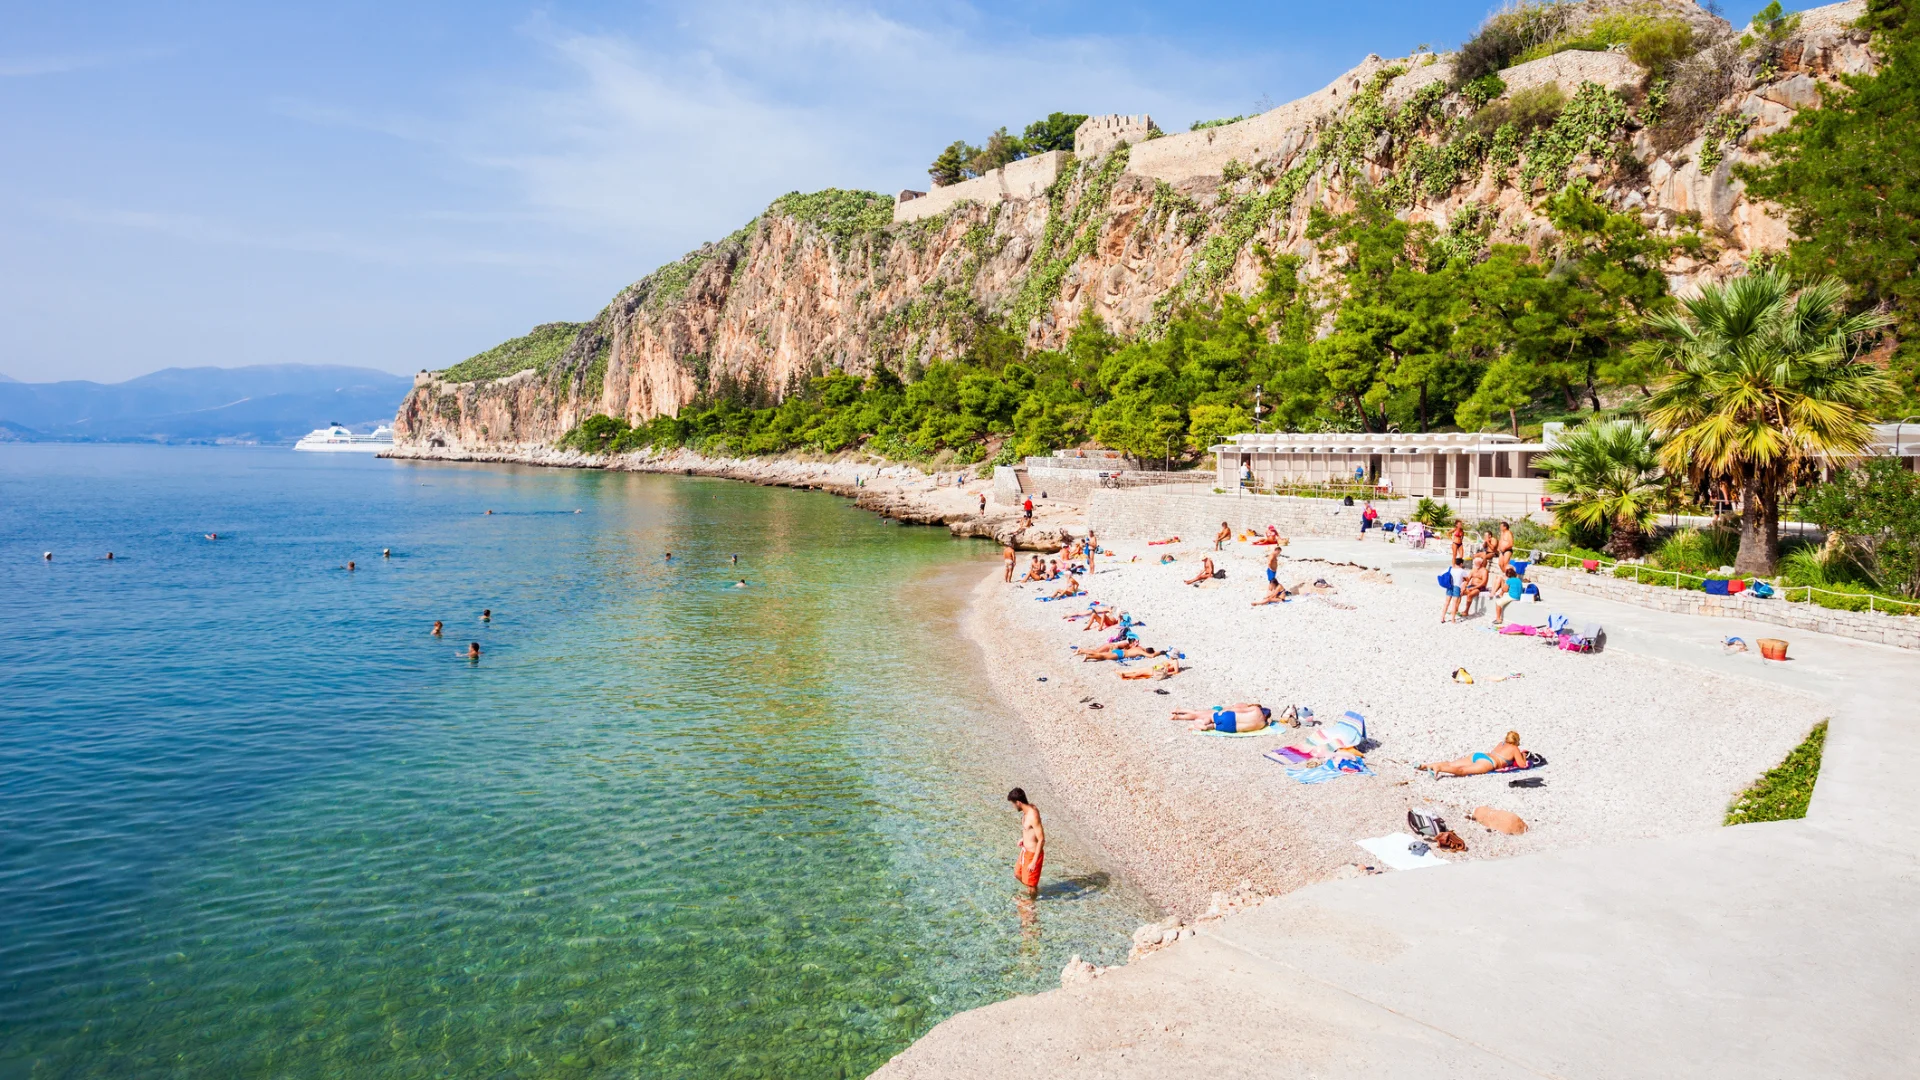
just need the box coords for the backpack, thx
[1437,569,1455,590]
[1407,806,1448,838]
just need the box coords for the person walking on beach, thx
[978,493,987,515]
[1022,497,1033,525]
[1003,543,1017,583]
[1008,788,1044,896]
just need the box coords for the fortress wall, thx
[1498,50,1644,98]
[1075,115,1157,157]
[893,150,1068,223]
[1127,55,1400,182]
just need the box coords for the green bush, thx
[1650,527,1740,574]
[1725,720,1826,826]
[1411,497,1456,526]
[440,323,583,383]
[1190,115,1247,132]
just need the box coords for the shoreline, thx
[381,442,1085,550]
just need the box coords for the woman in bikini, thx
[1419,731,1526,775]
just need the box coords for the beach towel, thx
[1498,623,1535,635]
[1494,751,1548,774]
[1356,832,1449,871]
[1726,578,1747,594]
[1703,579,1731,596]
[1036,592,1085,601]
[1285,754,1373,783]
[1298,713,1365,754]
[1263,745,1314,765]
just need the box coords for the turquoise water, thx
[0,445,1151,1079]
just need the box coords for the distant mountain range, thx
[0,365,414,444]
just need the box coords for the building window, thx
[1431,454,1446,496]
[1521,451,1547,479]
[1495,452,1513,478]
[1368,453,1382,482]
[1478,453,1494,477]
[1454,454,1471,496]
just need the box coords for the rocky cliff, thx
[395,0,1876,453]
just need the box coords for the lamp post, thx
[1253,384,1265,433]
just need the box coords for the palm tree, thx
[1642,272,1891,575]
[1534,420,1668,557]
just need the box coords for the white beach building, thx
[1211,421,1920,525]
[1211,430,1554,521]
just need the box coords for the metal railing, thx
[1529,549,1920,617]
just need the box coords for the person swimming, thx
[731,554,739,565]
[205,533,218,541]
[382,548,391,558]
[665,551,672,561]
[467,642,481,661]
[104,552,114,560]
[43,551,52,561]
[432,621,443,636]
[346,561,356,572]
[481,609,491,622]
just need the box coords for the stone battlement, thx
[1074,114,1158,157]
[894,150,1068,223]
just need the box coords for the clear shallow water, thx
[0,445,1152,1079]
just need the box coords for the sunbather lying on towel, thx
[1078,608,1120,631]
[1147,537,1181,546]
[1075,642,1162,662]
[1418,730,1527,776]
[1182,557,1216,586]
[1251,526,1287,547]
[1048,575,1081,599]
[1121,656,1183,680]
[1170,702,1271,733]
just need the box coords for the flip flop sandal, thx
[1153,689,1170,695]
[1088,702,1103,710]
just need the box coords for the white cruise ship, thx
[293,423,395,453]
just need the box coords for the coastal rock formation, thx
[394,1,1874,454]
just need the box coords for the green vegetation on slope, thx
[1741,0,1920,406]
[1725,720,1827,825]
[439,322,584,382]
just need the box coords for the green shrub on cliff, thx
[439,322,583,383]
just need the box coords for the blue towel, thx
[1285,756,1375,784]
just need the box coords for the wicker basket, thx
[1758,638,1789,661]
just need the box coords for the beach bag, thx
[1526,583,1543,602]
[1212,569,1227,579]
[1750,581,1775,599]
[1726,579,1747,594]
[1407,806,1448,838]
[1437,569,1455,590]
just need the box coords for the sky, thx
[1,0,1499,383]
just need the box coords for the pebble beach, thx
[968,532,1828,918]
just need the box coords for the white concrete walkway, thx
[875,538,1920,1079]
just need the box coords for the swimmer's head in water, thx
[1006,787,1030,808]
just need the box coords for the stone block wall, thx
[992,465,1025,506]
[1089,488,1365,541]
[1074,115,1158,157]
[893,151,1068,223]
[1528,563,1920,651]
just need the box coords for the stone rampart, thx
[1074,115,1158,157]
[1089,488,1373,541]
[1498,49,1644,99]
[893,150,1068,223]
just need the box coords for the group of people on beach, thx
[1439,521,1535,625]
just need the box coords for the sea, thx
[0,445,1152,1079]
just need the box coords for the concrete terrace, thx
[875,536,1920,1079]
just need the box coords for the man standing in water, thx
[1008,787,1044,896]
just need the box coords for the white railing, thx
[1529,549,1920,617]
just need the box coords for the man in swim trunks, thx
[1182,557,1216,586]
[1049,575,1080,599]
[1169,703,1272,733]
[1008,788,1044,895]
[1022,497,1033,524]
[1214,522,1231,550]
[1003,544,1017,583]
[1419,731,1526,775]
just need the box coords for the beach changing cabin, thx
[1212,431,1554,522]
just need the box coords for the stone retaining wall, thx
[892,151,1067,223]
[1089,488,1374,540]
[1527,563,1920,650]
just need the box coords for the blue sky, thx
[1,0,1498,383]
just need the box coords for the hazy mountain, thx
[0,365,413,444]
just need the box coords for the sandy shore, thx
[382,442,1082,549]
[968,535,1828,918]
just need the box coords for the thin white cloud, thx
[0,45,172,77]
[41,201,559,269]
[429,0,1292,255]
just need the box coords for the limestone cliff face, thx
[395,1,1875,452]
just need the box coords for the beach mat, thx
[1356,832,1450,871]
